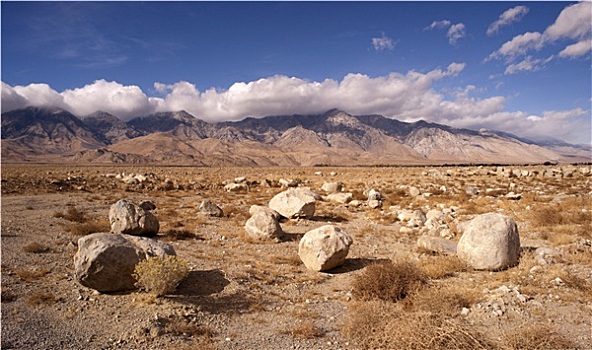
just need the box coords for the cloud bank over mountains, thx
[2,60,589,145]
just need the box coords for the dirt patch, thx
[2,164,591,349]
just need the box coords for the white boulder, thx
[298,225,353,271]
[457,213,520,270]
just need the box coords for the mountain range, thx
[1,107,590,166]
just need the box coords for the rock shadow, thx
[279,232,304,242]
[324,257,391,274]
[310,215,349,223]
[175,269,229,297]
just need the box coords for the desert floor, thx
[1,164,591,349]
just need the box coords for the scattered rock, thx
[417,235,457,255]
[244,212,283,241]
[298,225,353,271]
[326,192,352,204]
[347,200,363,208]
[457,213,520,270]
[279,178,299,188]
[224,183,247,192]
[269,188,317,219]
[408,186,421,197]
[321,182,343,193]
[367,199,382,209]
[74,232,175,292]
[109,199,160,237]
[248,205,280,220]
[199,199,224,217]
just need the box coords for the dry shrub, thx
[53,207,86,223]
[22,242,50,253]
[403,284,481,317]
[501,324,575,350]
[161,316,213,338]
[559,271,592,296]
[25,291,56,307]
[418,255,467,280]
[14,267,51,282]
[133,255,189,296]
[160,229,201,241]
[287,319,325,339]
[344,301,494,350]
[352,260,427,302]
[1,289,17,303]
[65,219,110,236]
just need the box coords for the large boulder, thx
[199,199,224,217]
[457,213,520,270]
[244,212,283,241]
[298,225,353,271]
[74,232,176,292]
[109,199,160,237]
[269,188,317,219]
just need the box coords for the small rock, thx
[199,199,224,217]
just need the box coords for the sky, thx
[1,1,591,144]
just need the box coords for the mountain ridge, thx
[1,107,589,165]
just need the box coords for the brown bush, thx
[65,220,110,236]
[344,301,494,350]
[352,260,427,302]
[133,255,189,297]
[25,291,56,307]
[501,324,575,350]
[418,255,468,280]
[22,242,50,253]
[53,207,86,223]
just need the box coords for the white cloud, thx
[488,32,543,61]
[543,2,592,42]
[1,82,28,113]
[504,56,543,75]
[2,62,589,144]
[447,23,466,45]
[13,83,68,110]
[559,39,592,59]
[424,20,451,31]
[487,6,529,36]
[488,2,592,71]
[371,33,395,51]
[425,20,465,46]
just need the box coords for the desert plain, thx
[1,163,591,349]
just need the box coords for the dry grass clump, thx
[558,271,592,297]
[529,195,591,239]
[418,255,467,280]
[65,219,110,236]
[25,291,56,307]
[161,316,214,338]
[22,242,50,253]
[352,260,427,302]
[287,319,325,339]
[14,266,51,282]
[53,207,86,223]
[133,255,190,297]
[344,301,494,350]
[501,324,575,350]
[403,284,481,317]
[1,289,17,303]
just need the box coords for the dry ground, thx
[1,164,591,349]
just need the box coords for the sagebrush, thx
[133,255,189,296]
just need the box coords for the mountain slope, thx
[1,107,588,165]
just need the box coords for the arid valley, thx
[1,163,591,349]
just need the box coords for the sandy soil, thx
[1,164,591,349]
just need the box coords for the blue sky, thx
[2,1,591,144]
